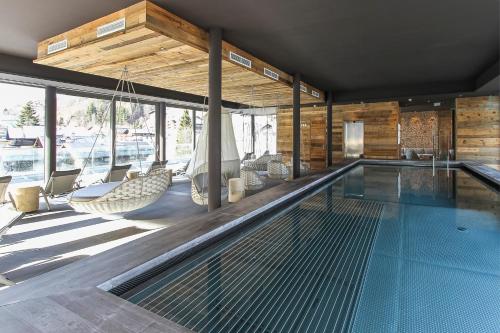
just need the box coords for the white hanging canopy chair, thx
[67,68,169,215]
[186,109,240,205]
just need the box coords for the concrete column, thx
[292,73,301,179]
[158,102,166,162]
[208,27,222,211]
[250,115,256,154]
[192,109,197,151]
[326,91,333,167]
[155,103,161,162]
[110,99,117,166]
[44,86,57,182]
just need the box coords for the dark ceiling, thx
[0,0,498,100]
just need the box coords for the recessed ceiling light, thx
[408,98,412,102]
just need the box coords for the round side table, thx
[228,178,244,203]
[12,185,40,213]
[127,170,140,180]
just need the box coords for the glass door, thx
[344,121,364,158]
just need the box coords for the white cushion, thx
[70,182,122,202]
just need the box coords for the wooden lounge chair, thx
[0,207,24,286]
[0,175,12,205]
[102,164,131,183]
[38,168,81,210]
[43,169,81,198]
[146,160,167,175]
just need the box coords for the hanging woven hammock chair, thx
[186,109,240,205]
[70,168,169,214]
[68,68,169,214]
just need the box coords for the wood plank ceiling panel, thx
[34,0,325,107]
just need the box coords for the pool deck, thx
[0,176,285,285]
[0,160,497,332]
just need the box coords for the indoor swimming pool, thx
[113,165,500,333]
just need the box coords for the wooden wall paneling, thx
[438,110,453,159]
[34,1,324,107]
[277,106,327,170]
[332,101,400,161]
[455,96,500,163]
[300,120,311,162]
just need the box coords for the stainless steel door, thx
[344,121,364,158]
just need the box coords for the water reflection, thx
[334,166,499,215]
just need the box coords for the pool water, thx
[118,166,500,333]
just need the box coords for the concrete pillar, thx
[157,102,166,162]
[292,73,301,179]
[208,27,222,211]
[155,103,160,162]
[110,99,117,166]
[250,115,256,154]
[44,86,57,182]
[326,91,333,167]
[192,109,197,151]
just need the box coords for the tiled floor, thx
[353,202,500,333]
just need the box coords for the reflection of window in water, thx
[343,166,364,198]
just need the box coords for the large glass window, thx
[115,101,156,172]
[255,114,277,156]
[232,113,252,159]
[165,108,193,170]
[194,110,204,145]
[0,82,45,185]
[56,94,112,185]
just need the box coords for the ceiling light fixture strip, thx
[229,51,252,69]
[97,18,126,38]
[264,68,279,81]
[47,39,68,54]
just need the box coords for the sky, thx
[0,82,45,110]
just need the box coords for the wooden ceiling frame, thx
[35,0,325,107]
